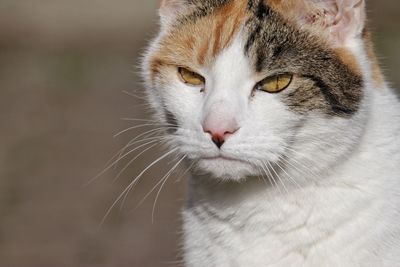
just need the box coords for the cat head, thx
[142,0,376,181]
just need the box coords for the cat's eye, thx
[178,67,205,86]
[257,73,293,93]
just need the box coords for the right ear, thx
[159,0,188,26]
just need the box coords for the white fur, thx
[183,85,400,267]
[142,11,400,267]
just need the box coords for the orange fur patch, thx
[268,0,298,10]
[267,0,311,22]
[334,48,362,76]
[150,0,248,78]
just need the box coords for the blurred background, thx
[0,1,399,266]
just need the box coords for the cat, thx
[141,0,400,266]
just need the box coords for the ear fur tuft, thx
[159,0,188,26]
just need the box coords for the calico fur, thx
[142,0,400,266]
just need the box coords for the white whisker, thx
[275,160,301,190]
[279,155,319,184]
[267,161,288,193]
[99,147,179,227]
[122,90,147,100]
[114,123,174,138]
[120,117,177,127]
[152,155,187,223]
[113,142,160,183]
[175,161,195,183]
[256,165,271,187]
[114,128,175,167]
[85,137,166,187]
[261,161,281,193]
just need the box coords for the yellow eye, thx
[258,73,293,93]
[178,67,205,86]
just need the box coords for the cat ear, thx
[273,0,366,47]
[159,0,188,25]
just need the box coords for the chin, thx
[194,157,257,181]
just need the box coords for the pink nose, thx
[202,116,239,148]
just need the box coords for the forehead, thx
[151,0,359,78]
[152,0,318,71]
[154,0,248,69]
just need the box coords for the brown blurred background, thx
[0,1,399,267]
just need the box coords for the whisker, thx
[114,128,174,168]
[119,145,180,213]
[174,161,195,183]
[280,146,321,179]
[84,137,166,187]
[114,123,174,138]
[256,165,271,187]
[152,155,187,223]
[275,160,301,190]
[261,161,282,194]
[279,155,319,184]
[262,161,277,188]
[117,138,172,209]
[120,118,178,127]
[113,142,161,183]
[267,161,288,193]
[122,90,148,100]
[99,147,179,227]
[113,133,164,166]
[120,118,159,123]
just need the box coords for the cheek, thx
[157,71,204,129]
[249,94,300,132]
[252,92,293,123]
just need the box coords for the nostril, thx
[202,119,240,149]
[203,127,240,149]
[211,134,224,149]
[224,129,236,136]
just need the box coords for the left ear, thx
[315,0,366,46]
[269,0,366,47]
[303,0,366,46]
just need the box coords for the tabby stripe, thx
[303,75,358,115]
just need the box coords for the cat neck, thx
[187,170,319,223]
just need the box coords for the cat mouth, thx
[202,155,247,164]
[196,154,256,179]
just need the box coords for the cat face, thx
[143,0,370,181]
